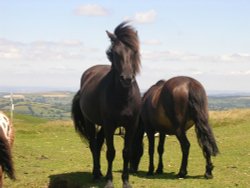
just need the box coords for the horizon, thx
[1,1,250,92]
[1,85,250,97]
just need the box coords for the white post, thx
[10,92,14,122]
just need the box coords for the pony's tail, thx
[130,117,144,173]
[189,87,219,157]
[0,128,15,180]
[71,90,88,142]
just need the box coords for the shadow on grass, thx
[48,171,106,188]
[48,171,205,188]
[130,170,204,180]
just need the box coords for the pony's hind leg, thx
[156,133,166,174]
[176,130,190,178]
[204,148,214,179]
[194,117,218,179]
[147,130,155,175]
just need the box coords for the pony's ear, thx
[106,30,117,42]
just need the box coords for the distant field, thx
[0,92,74,119]
[1,91,250,120]
[3,109,250,188]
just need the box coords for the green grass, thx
[4,109,250,188]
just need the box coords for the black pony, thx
[72,22,141,188]
[130,76,219,179]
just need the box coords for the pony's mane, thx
[114,22,140,53]
[107,22,141,74]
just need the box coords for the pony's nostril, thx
[120,75,133,86]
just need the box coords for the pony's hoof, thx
[123,181,132,188]
[155,168,163,174]
[147,171,154,176]
[204,172,213,179]
[93,171,103,181]
[205,164,214,179]
[129,166,138,174]
[177,171,187,179]
[104,180,114,188]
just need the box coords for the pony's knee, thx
[122,148,129,160]
[157,146,164,155]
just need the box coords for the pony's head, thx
[106,22,140,88]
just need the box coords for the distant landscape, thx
[1,91,250,120]
[0,92,74,120]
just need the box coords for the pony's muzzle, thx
[120,75,134,87]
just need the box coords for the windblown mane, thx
[106,22,141,74]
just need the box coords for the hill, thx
[1,91,250,120]
[0,92,74,120]
[208,95,250,110]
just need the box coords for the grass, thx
[3,109,250,188]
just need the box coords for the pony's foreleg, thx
[121,124,135,188]
[95,127,105,178]
[147,130,155,175]
[156,133,166,174]
[85,120,103,180]
[176,130,190,178]
[104,126,116,188]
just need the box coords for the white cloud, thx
[220,53,250,63]
[142,50,199,62]
[75,4,109,16]
[129,9,157,24]
[142,39,162,46]
[0,39,22,59]
[0,38,98,61]
[141,50,250,64]
[229,70,250,75]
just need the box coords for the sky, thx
[0,0,250,93]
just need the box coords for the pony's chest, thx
[0,112,11,140]
[111,103,138,121]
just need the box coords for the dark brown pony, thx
[72,22,141,188]
[130,76,219,179]
[0,111,15,188]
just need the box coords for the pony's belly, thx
[155,105,175,134]
[155,105,194,134]
[185,120,194,130]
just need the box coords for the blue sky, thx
[0,0,250,92]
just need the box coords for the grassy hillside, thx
[208,96,250,110]
[0,92,74,119]
[3,109,250,188]
[1,92,250,120]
